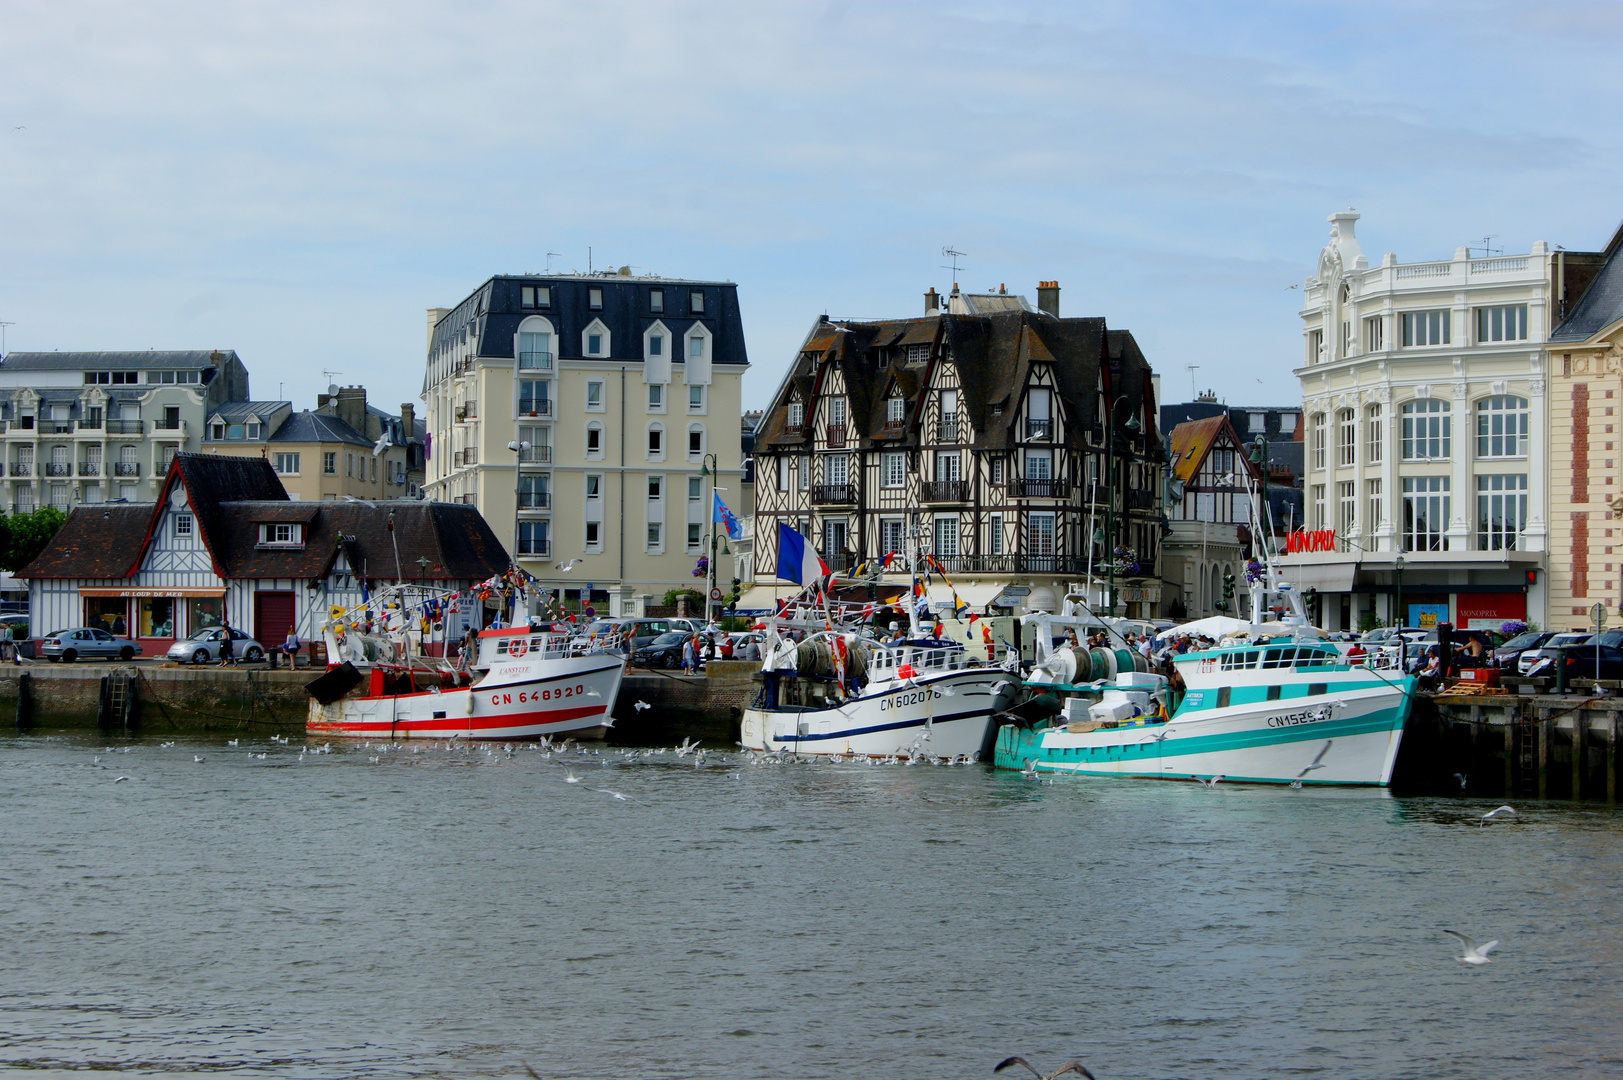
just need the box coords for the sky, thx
[2,1,1622,417]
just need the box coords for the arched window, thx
[1476,395,1528,458]
[686,423,705,460]
[585,421,603,457]
[1400,399,1450,461]
[515,315,555,371]
[646,423,665,460]
[1337,409,1356,466]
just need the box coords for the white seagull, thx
[564,769,581,784]
[995,1057,1096,1080]
[1198,774,1225,788]
[113,776,129,783]
[555,559,580,572]
[594,788,635,801]
[226,739,238,747]
[1482,805,1516,822]
[193,755,205,763]
[1443,929,1499,966]
[634,700,651,712]
[1296,740,1333,779]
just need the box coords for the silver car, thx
[166,626,266,664]
[40,627,141,663]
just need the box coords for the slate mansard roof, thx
[270,411,374,448]
[425,274,748,392]
[1552,223,1623,343]
[753,308,1159,455]
[0,350,236,373]
[19,454,509,582]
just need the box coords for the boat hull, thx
[740,668,1014,758]
[994,680,1412,786]
[308,654,625,741]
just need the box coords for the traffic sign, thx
[1000,585,1032,596]
[709,588,724,602]
[1592,602,1608,632]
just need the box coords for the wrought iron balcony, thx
[825,425,847,449]
[455,492,479,505]
[44,462,71,477]
[929,553,1091,576]
[517,445,551,464]
[518,491,551,509]
[152,417,185,431]
[456,448,479,467]
[77,418,101,431]
[811,483,856,504]
[106,419,143,434]
[1009,477,1070,499]
[516,541,551,557]
[45,422,73,435]
[1025,418,1052,440]
[1127,489,1158,510]
[937,416,960,443]
[922,480,968,502]
[114,462,140,477]
[518,350,553,371]
[517,399,553,417]
[78,462,100,476]
[456,401,478,422]
[8,462,31,477]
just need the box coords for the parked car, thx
[633,631,690,670]
[40,627,141,663]
[1523,639,1623,681]
[166,626,266,664]
[1519,632,1592,675]
[1493,630,1558,672]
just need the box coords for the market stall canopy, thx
[1155,615,1251,641]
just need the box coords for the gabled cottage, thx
[749,282,1165,618]
[19,453,510,650]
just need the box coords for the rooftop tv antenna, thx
[1469,235,1503,258]
[940,246,967,284]
[0,320,12,354]
[545,251,562,273]
[1185,363,1200,397]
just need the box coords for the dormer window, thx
[886,397,905,423]
[690,291,705,314]
[788,401,804,428]
[521,285,550,308]
[588,287,603,310]
[650,289,664,313]
[246,422,261,439]
[258,523,303,548]
[210,422,225,440]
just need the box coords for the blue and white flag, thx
[776,523,830,586]
[713,491,742,540]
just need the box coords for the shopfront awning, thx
[79,587,227,598]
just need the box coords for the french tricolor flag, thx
[776,523,831,586]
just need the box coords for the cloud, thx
[0,0,1619,414]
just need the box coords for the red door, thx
[254,592,296,650]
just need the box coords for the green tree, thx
[4,507,66,573]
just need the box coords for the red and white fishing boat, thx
[307,623,625,741]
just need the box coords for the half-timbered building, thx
[749,284,1165,617]
[1160,414,1262,619]
[19,453,510,652]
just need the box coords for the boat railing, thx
[868,643,968,678]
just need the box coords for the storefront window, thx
[189,597,224,635]
[84,597,129,634]
[139,597,175,638]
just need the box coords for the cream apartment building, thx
[0,350,250,511]
[1283,210,1603,632]
[422,272,748,616]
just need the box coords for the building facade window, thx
[798,455,809,492]
[1476,395,1529,458]
[1308,329,1323,363]
[585,380,604,410]
[1337,480,1356,537]
[175,513,192,536]
[687,425,704,457]
[1366,479,1382,534]
[933,515,958,557]
[647,475,662,500]
[649,289,663,313]
[1476,304,1528,343]
[1028,512,1055,557]
[520,285,550,308]
[1365,315,1384,352]
[648,384,663,411]
[687,476,702,501]
[991,456,1005,486]
[519,380,550,415]
[1024,449,1051,480]
[886,396,905,423]
[1401,399,1451,460]
[1310,413,1326,470]
[776,456,788,492]
[687,522,702,550]
[688,385,704,412]
[990,512,1004,555]
[588,287,603,310]
[880,517,905,556]
[689,290,705,313]
[1402,476,1450,551]
[1311,484,1326,529]
[1477,474,1527,551]
[586,423,602,455]
[273,453,300,475]
[322,452,336,474]
[1337,409,1356,467]
[518,330,551,370]
[1401,309,1451,347]
[788,402,804,428]
[881,452,905,488]
[646,522,662,550]
[518,520,549,555]
[689,335,704,358]
[1366,405,1383,464]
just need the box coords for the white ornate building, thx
[1283,210,1593,632]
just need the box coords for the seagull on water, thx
[995,1057,1096,1080]
[1442,929,1499,966]
[193,755,205,763]
[113,776,129,783]
[1482,805,1516,822]
[1296,740,1333,780]
[564,769,581,783]
[226,739,238,747]
[594,788,635,801]
[1198,774,1225,788]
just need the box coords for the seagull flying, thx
[1442,929,1499,966]
[1296,739,1333,779]
[633,700,651,712]
[1198,774,1225,788]
[1020,758,1039,778]
[113,776,129,783]
[555,559,580,572]
[594,788,635,801]
[564,769,581,783]
[1482,805,1516,821]
[994,1057,1096,1080]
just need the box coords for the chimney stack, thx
[924,287,940,314]
[336,385,368,435]
[1037,280,1060,317]
[399,402,415,440]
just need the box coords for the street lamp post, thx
[1101,398,1141,617]
[700,452,719,625]
[507,437,531,569]
[1394,554,1406,631]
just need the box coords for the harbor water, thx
[2,732,1621,1079]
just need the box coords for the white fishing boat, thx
[740,628,1018,758]
[306,589,624,741]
